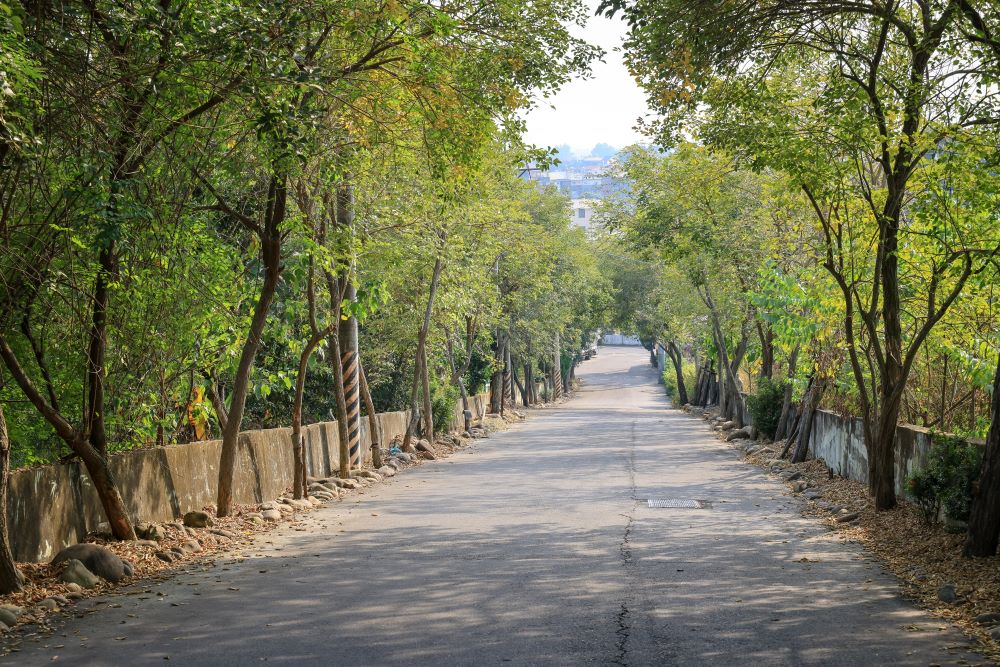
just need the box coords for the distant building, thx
[571,199,596,231]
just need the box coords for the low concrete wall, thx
[9,394,488,563]
[809,409,937,499]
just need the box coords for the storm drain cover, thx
[645,498,710,509]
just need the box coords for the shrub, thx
[745,377,786,439]
[430,380,460,435]
[906,434,982,524]
[662,363,696,402]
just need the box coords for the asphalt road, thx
[3,346,988,665]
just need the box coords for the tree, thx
[965,357,1000,557]
[606,0,1000,509]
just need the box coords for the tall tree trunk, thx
[292,331,328,499]
[756,321,774,380]
[502,337,513,412]
[965,357,1000,557]
[523,362,533,406]
[358,362,383,468]
[402,351,422,451]
[0,402,23,594]
[328,330,352,478]
[336,182,361,466]
[666,341,688,405]
[552,331,562,399]
[404,256,443,444]
[420,345,433,439]
[775,345,800,440]
[489,331,503,413]
[792,377,825,464]
[217,174,285,517]
[0,336,136,540]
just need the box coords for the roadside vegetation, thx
[595,0,1000,560]
[0,0,613,594]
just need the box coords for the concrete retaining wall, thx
[809,409,938,498]
[9,395,488,563]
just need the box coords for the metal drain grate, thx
[645,498,709,509]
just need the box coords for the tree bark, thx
[965,357,1000,557]
[420,344,434,438]
[404,255,443,444]
[217,174,285,517]
[792,377,825,464]
[775,345,800,440]
[0,335,136,540]
[666,341,689,405]
[358,362,383,468]
[552,331,562,399]
[0,402,23,594]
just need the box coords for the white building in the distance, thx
[571,199,596,231]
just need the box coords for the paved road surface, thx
[3,347,987,665]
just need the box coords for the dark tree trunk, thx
[217,174,285,517]
[775,345,800,440]
[0,336,136,540]
[756,321,775,380]
[404,256,443,445]
[965,357,1000,557]
[420,345,433,438]
[0,403,23,594]
[666,341,689,406]
[792,378,825,464]
[358,362,383,468]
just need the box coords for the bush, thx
[430,380,460,435]
[906,434,983,524]
[662,363,696,401]
[745,377,786,439]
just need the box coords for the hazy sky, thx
[522,2,651,157]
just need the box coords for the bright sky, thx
[522,1,651,157]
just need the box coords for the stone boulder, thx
[726,427,752,442]
[60,558,100,589]
[0,606,21,627]
[51,543,133,583]
[135,522,166,541]
[416,439,433,452]
[418,450,437,460]
[183,511,212,528]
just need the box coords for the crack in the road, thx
[614,420,639,667]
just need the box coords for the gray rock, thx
[719,421,737,431]
[0,605,23,619]
[937,584,958,604]
[0,607,18,627]
[0,621,9,633]
[179,540,202,554]
[415,439,433,452]
[726,427,752,441]
[835,512,859,524]
[974,612,1000,625]
[183,510,212,528]
[35,598,59,611]
[209,528,238,539]
[781,471,802,482]
[791,481,808,492]
[989,626,1000,641]
[51,543,133,583]
[261,509,282,522]
[155,551,177,563]
[64,582,82,593]
[803,490,823,500]
[377,465,397,478]
[60,558,100,589]
[351,469,382,481]
[135,522,166,541]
